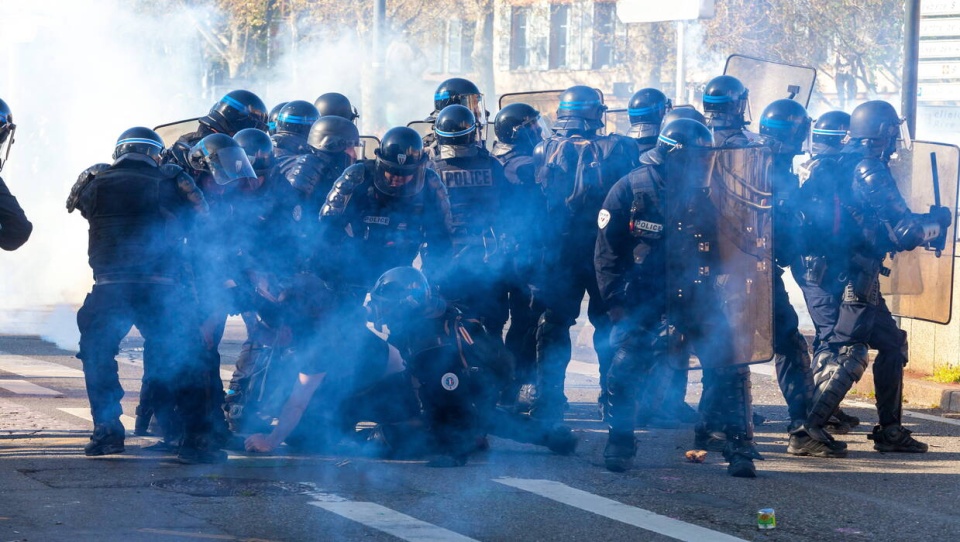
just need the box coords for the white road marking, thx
[302,486,479,542]
[0,379,63,396]
[843,399,960,427]
[0,354,85,378]
[567,360,600,378]
[495,478,748,542]
[58,408,137,432]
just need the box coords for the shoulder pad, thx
[66,163,110,213]
[321,163,367,218]
[283,153,328,196]
[159,163,188,178]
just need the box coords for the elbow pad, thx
[893,213,941,251]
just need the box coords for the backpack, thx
[536,135,605,220]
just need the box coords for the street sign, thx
[616,0,714,23]
[919,39,960,59]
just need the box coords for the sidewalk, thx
[852,363,960,413]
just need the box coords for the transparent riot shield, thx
[723,55,817,131]
[359,135,380,162]
[154,118,201,147]
[605,108,631,136]
[669,146,775,368]
[881,141,959,324]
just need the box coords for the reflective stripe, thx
[813,128,847,136]
[279,113,318,125]
[221,94,247,111]
[657,133,679,147]
[116,137,163,149]
[435,126,476,138]
[628,105,657,117]
[703,94,734,104]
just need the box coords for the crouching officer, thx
[66,127,224,463]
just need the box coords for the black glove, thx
[930,205,952,230]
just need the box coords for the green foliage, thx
[932,364,960,384]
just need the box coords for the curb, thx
[851,363,960,413]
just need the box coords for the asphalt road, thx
[1,318,959,542]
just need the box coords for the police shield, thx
[665,146,775,368]
[154,118,201,148]
[359,135,380,161]
[880,141,959,324]
[723,54,817,131]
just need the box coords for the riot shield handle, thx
[927,151,947,257]
[786,85,800,100]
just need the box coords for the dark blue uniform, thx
[0,177,32,251]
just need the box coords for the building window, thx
[447,20,476,74]
[593,2,617,69]
[549,4,570,69]
[510,7,530,69]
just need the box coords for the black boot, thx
[787,427,847,458]
[84,420,125,456]
[603,431,637,473]
[825,409,860,435]
[693,423,727,452]
[177,433,228,464]
[868,424,928,453]
[723,435,762,478]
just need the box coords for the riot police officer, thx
[756,99,828,455]
[532,85,638,426]
[596,119,762,477]
[67,127,221,463]
[702,75,755,147]
[317,126,453,297]
[421,78,488,154]
[798,101,950,453]
[272,100,321,157]
[267,102,289,136]
[314,92,360,123]
[626,88,672,153]
[0,98,32,251]
[424,104,510,336]
[162,89,268,170]
[491,103,549,406]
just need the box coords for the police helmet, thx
[849,100,901,141]
[656,118,714,153]
[494,102,546,147]
[434,104,478,146]
[555,85,606,132]
[759,99,811,156]
[368,266,445,329]
[660,106,707,128]
[234,128,275,174]
[702,75,748,118]
[0,98,17,171]
[628,88,672,126]
[267,102,289,135]
[373,127,428,198]
[433,78,483,116]
[314,92,359,122]
[201,89,269,135]
[811,110,851,155]
[113,127,165,162]
[188,133,257,185]
[275,100,320,139]
[308,115,361,154]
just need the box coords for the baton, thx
[929,152,946,257]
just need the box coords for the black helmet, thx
[368,266,444,329]
[434,104,478,146]
[702,75,748,128]
[849,100,900,140]
[628,88,672,139]
[657,118,714,153]
[275,100,320,139]
[0,98,17,171]
[849,100,903,159]
[433,78,484,118]
[374,127,428,198]
[494,102,546,147]
[660,119,715,191]
[555,85,606,132]
[759,99,811,156]
[313,92,359,122]
[234,128,275,174]
[201,89,268,135]
[308,115,361,154]
[113,126,164,162]
[188,133,257,185]
[267,101,289,136]
[660,106,707,128]
[811,110,851,155]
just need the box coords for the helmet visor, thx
[374,162,426,198]
[0,123,15,171]
[207,146,257,185]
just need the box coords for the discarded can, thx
[757,508,776,530]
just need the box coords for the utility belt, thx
[799,253,890,289]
